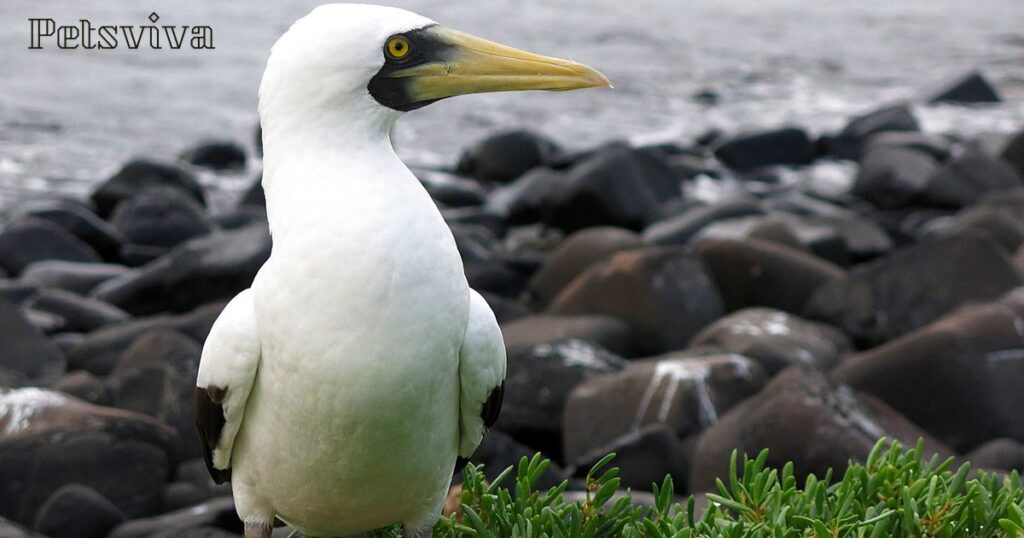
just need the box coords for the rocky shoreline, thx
[2,70,1024,537]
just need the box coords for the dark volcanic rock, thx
[52,331,86,355]
[33,484,125,538]
[106,497,242,538]
[20,261,133,295]
[487,167,570,224]
[690,308,852,375]
[93,224,270,316]
[0,388,176,526]
[455,227,529,298]
[108,331,202,458]
[118,244,169,267]
[13,199,127,261]
[928,71,1001,104]
[563,352,764,462]
[526,227,641,306]
[501,314,634,358]
[162,483,208,513]
[421,173,487,208]
[924,148,1023,208]
[114,329,201,377]
[853,146,939,210]
[820,103,920,159]
[53,371,111,405]
[175,459,231,501]
[180,140,247,170]
[964,439,1024,472]
[832,291,1024,451]
[0,217,101,275]
[456,130,561,184]
[688,368,952,492]
[692,213,850,265]
[22,310,63,334]
[549,247,724,355]
[541,146,681,232]
[842,103,921,140]
[805,233,1022,346]
[478,291,530,324]
[443,207,506,237]
[499,339,626,447]
[25,289,130,334]
[0,297,65,381]
[713,127,815,171]
[91,159,205,218]
[459,430,564,488]
[1002,129,1024,176]
[66,302,223,376]
[695,238,845,314]
[567,425,689,493]
[239,175,266,207]
[110,188,215,249]
[643,198,764,246]
[216,207,267,232]
[862,131,954,161]
[949,203,1024,253]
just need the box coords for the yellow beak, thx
[389,26,611,103]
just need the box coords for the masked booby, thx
[194,4,609,537]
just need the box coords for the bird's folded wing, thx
[458,290,507,458]
[195,289,261,484]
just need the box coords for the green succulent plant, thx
[291,439,1024,537]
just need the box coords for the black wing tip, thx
[481,380,505,429]
[195,385,232,485]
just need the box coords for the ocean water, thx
[2,0,1023,210]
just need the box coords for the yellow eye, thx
[385,36,410,60]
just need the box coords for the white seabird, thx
[194,4,609,537]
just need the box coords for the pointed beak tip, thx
[577,65,612,90]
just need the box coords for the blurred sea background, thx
[2,0,1023,210]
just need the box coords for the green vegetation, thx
[348,439,1024,537]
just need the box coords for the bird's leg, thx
[402,525,433,538]
[244,523,272,538]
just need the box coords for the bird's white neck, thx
[258,103,429,245]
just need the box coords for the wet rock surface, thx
[0,217,101,275]
[33,484,125,538]
[805,233,1022,346]
[539,145,681,232]
[713,127,815,171]
[695,238,845,314]
[549,246,724,355]
[832,290,1024,451]
[927,71,1002,104]
[690,308,853,374]
[0,298,66,382]
[499,338,626,453]
[456,130,561,184]
[563,352,765,462]
[93,225,270,316]
[688,368,951,492]
[90,160,205,218]
[0,388,176,527]
[526,227,642,306]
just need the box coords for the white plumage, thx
[195,4,605,536]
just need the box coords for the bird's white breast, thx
[233,153,469,534]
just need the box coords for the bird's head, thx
[259,4,610,137]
